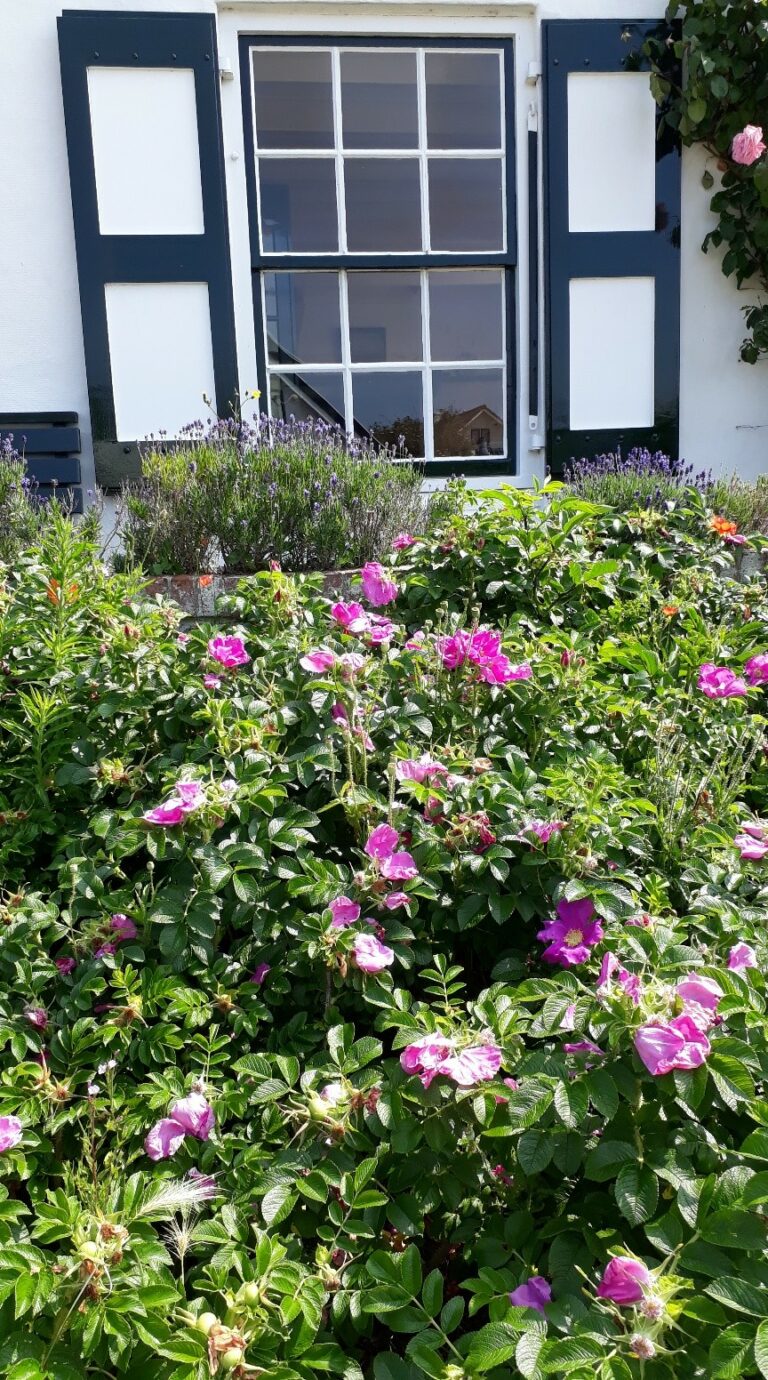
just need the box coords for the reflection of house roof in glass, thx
[441,405,503,430]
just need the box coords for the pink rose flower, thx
[144,780,205,826]
[360,562,398,607]
[203,674,222,689]
[563,1040,605,1059]
[676,973,722,1023]
[300,648,337,673]
[170,1093,215,1140]
[208,635,250,669]
[95,943,117,959]
[177,633,190,647]
[55,957,76,975]
[400,1034,456,1087]
[439,1043,502,1085]
[365,824,419,880]
[392,532,416,550]
[697,663,748,698]
[186,1167,218,1199]
[597,1257,652,1305]
[509,1276,551,1314]
[330,602,370,633]
[395,756,447,784]
[634,1014,711,1075]
[745,653,768,685]
[111,913,138,941]
[729,941,757,971]
[598,953,641,1005]
[330,895,361,928]
[383,891,411,910]
[736,832,768,860]
[537,897,603,967]
[25,1007,48,1030]
[436,628,531,686]
[249,963,270,985]
[522,819,565,845]
[732,124,766,166]
[145,1118,188,1161]
[0,1117,23,1153]
[352,933,395,973]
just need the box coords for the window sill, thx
[220,0,536,14]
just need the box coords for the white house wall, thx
[0,0,765,498]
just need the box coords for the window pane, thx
[271,371,346,428]
[260,160,338,252]
[345,159,422,252]
[425,52,502,149]
[429,269,504,362]
[348,271,422,362]
[341,51,418,149]
[429,159,503,251]
[353,372,424,453]
[432,368,504,456]
[265,272,341,364]
[253,50,334,149]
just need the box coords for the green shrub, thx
[709,472,768,538]
[2,491,768,1377]
[116,417,430,575]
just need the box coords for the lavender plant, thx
[117,416,430,574]
[0,436,100,565]
[565,447,712,509]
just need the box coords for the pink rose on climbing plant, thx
[729,942,757,971]
[352,933,394,973]
[745,653,768,685]
[634,1015,710,1075]
[509,1276,551,1314]
[0,1117,23,1153]
[676,973,722,1024]
[537,897,603,967]
[208,635,250,669]
[440,1043,502,1085]
[170,1093,215,1140]
[360,562,398,607]
[300,649,336,673]
[364,824,418,880]
[697,664,748,698]
[732,124,766,166]
[597,1257,652,1305]
[329,896,361,928]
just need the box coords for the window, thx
[243,40,515,468]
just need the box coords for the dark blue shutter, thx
[543,19,681,474]
[58,10,238,486]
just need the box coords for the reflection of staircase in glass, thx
[267,334,370,436]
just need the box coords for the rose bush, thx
[0,489,768,1377]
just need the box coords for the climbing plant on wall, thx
[647,1,768,363]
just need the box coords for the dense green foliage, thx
[647,1,768,362]
[2,490,768,1378]
[116,418,430,575]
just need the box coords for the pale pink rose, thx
[0,1117,23,1153]
[392,533,416,550]
[145,1118,187,1161]
[329,895,361,928]
[25,1008,47,1031]
[339,653,366,679]
[360,562,398,607]
[440,1043,502,1085]
[203,674,222,689]
[728,941,757,971]
[300,648,337,673]
[732,124,766,166]
[177,633,190,647]
[736,833,768,860]
[169,1093,215,1140]
[381,851,418,881]
[396,756,447,784]
[634,1015,711,1075]
[352,933,395,973]
[384,891,411,910]
[676,973,722,1023]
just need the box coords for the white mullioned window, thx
[243,40,516,469]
